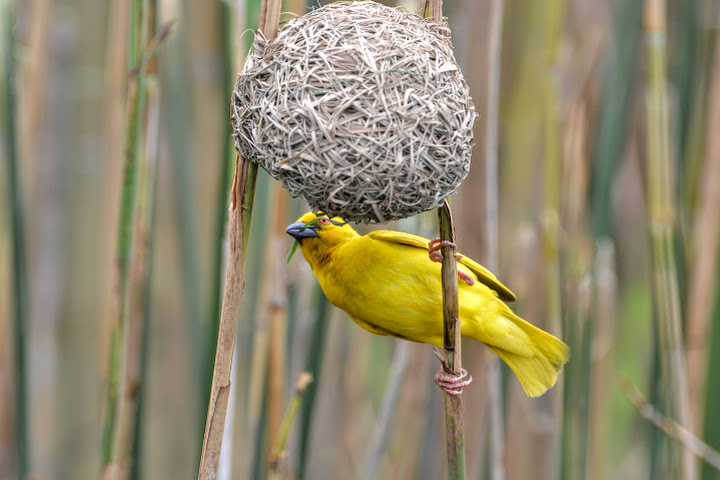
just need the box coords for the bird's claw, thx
[434,366,472,396]
[428,238,475,286]
[458,270,475,286]
[428,238,456,262]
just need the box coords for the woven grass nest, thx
[232,1,476,223]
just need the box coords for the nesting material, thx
[232,1,476,223]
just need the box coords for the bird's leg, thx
[434,366,472,396]
[428,237,448,262]
[428,238,476,286]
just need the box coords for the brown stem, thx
[686,34,720,432]
[197,1,283,477]
[267,185,289,449]
[438,200,466,480]
[197,156,250,480]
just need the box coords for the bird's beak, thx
[285,221,320,241]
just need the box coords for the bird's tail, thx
[470,308,570,397]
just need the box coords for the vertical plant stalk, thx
[198,155,252,480]
[644,1,695,479]
[484,1,505,479]
[102,1,161,478]
[2,4,31,478]
[426,3,465,479]
[425,0,442,20]
[438,201,466,480]
[362,341,410,480]
[215,4,244,480]
[128,70,161,480]
[156,2,205,439]
[210,0,240,427]
[589,0,644,238]
[268,372,313,478]
[297,286,332,480]
[101,0,143,467]
[18,0,51,185]
[702,279,720,480]
[266,185,290,453]
[197,1,282,478]
[686,34,720,432]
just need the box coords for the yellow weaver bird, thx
[286,211,569,397]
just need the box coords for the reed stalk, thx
[702,280,720,480]
[589,0,644,239]
[686,26,720,433]
[644,1,695,478]
[622,380,720,472]
[101,1,162,478]
[156,3,205,439]
[438,200,466,480]
[297,286,332,480]
[2,3,31,477]
[268,372,313,479]
[214,4,244,480]
[424,3,466,479]
[197,1,282,477]
[128,69,161,480]
[361,341,410,480]
[484,1,505,478]
[100,0,143,466]
[674,0,702,170]
[266,186,290,451]
[560,98,593,480]
[538,3,573,480]
[209,0,240,419]
[18,0,51,185]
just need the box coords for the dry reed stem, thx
[644,0,695,478]
[108,78,160,480]
[267,189,289,449]
[101,0,130,371]
[622,380,720,472]
[437,200,466,480]
[426,0,442,19]
[485,1,505,478]
[197,156,251,480]
[19,0,52,194]
[197,1,283,478]
[686,35,720,432]
[426,3,465,479]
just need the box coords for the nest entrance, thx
[232,1,476,223]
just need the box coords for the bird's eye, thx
[319,218,330,225]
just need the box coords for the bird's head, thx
[285,211,359,264]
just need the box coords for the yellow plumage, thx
[287,212,569,397]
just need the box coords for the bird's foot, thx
[434,366,472,396]
[427,238,476,286]
[428,238,456,263]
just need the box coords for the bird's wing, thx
[367,230,517,302]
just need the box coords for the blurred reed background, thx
[1,0,720,479]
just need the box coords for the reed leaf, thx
[589,0,644,238]
[2,3,31,477]
[644,0,695,478]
